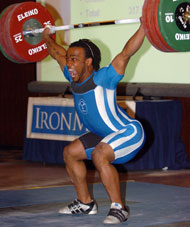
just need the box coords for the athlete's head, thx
[69,39,101,71]
[66,39,101,83]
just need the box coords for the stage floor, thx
[0,159,190,226]
[0,160,190,190]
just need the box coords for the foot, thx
[103,203,128,224]
[59,199,98,215]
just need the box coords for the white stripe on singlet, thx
[109,124,137,149]
[94,86,118,131]
[114,129,145,159]
[117,105,133,122]
[101,128,126,144]
[106,89,126,127]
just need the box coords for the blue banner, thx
[27,97,88,141]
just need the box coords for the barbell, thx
[0,0,190,63]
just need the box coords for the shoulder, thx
[94,63,124,88]
[94,64,115,79]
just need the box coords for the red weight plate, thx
[0,4,23,62]
[142,0,155,48]
[0,4,27,63]
[149,0,171,52]
[146,0,165,51]
[3,4,29,63]
[142,0,163,51]
[153,0,176,52]
[6,2,55,63]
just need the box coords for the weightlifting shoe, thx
[59,199,98,215]
[103,202,129,224]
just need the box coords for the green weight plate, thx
[158,0,190,52]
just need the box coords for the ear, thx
[85,57,93,66]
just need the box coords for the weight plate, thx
[0,4,26,63]
[147,0,167,52]
[152,0,175,52]
[4,4,30,63]
[6,2,55,62]
[142,0,173,52]
[158,0,190,52]
[142,0,165,51]
[142,0,156,49]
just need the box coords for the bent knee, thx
[63,144,81,162]
[91,143,114,165]
[63,140,87,163]
[91,149,102,163]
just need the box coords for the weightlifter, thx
[42,21,146,224]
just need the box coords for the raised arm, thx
[42,27,67,73]
[112,23,145,75]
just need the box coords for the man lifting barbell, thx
[42,12,146,224]
[0,0,190,64]
[1,0,190,225]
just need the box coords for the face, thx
[66,47,89,83]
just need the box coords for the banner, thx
[27,97,136,141]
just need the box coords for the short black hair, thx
[69,39,101,71]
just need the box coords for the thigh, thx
[102,121,145,164]
[79,132,103,160]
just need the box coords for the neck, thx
[78,67,94,84]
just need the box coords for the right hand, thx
[42,25,55,39]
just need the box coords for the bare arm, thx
[42,27,67,73]
[112,23,145,75]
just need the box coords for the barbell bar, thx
[22,18,141,36]
[0,0,190,64]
